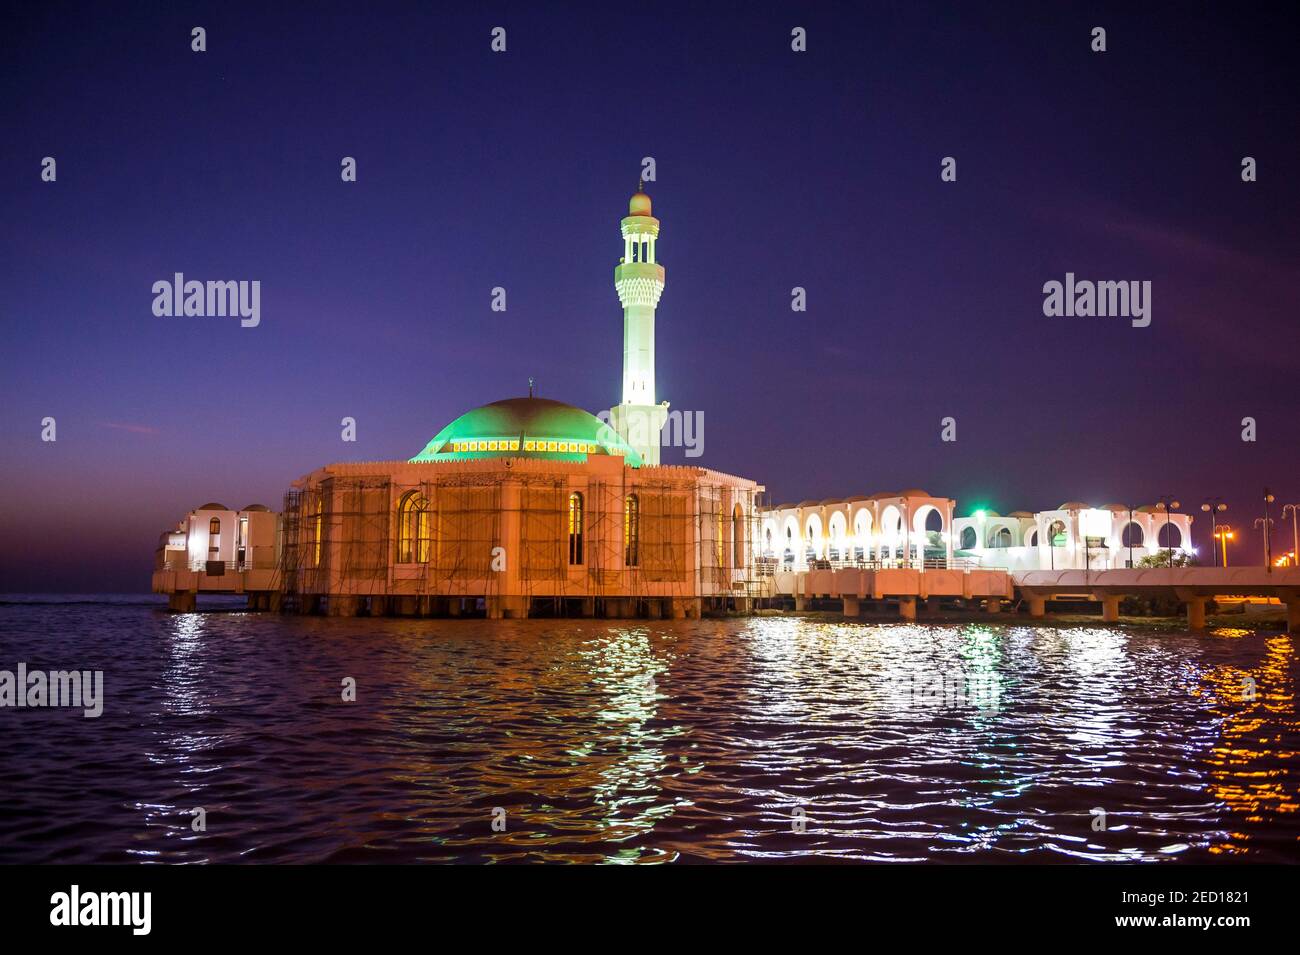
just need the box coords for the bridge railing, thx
[761,556,1009,572]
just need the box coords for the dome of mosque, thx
[410,397,644,466]
[628,190,653,216]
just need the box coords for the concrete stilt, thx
[1286,600,1300,634]
[925,597,941,615]
[1026,594,1046,618]
[1185,597,1207,631]
[168,591,196,613]
[1100,594,1122,623]
[329,596,360,617]
[370,596,388,617]
[269,591,283,613]
[842,596,860,617]
[984,598,1002,615]
[898,596,917,621]
[486,596,505,620]
[794,596,807,612]
[669,598,687,620]
[646,599,663,619]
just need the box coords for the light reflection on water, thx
[0,602,1295,863]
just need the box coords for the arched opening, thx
[396,490,431,563]
[912,506,945,563]
[568,492,584,565]
[624,494,640,567]
[208,517,221,560]
[804,513,824,563]
[879,505,903,563]
[989,526,1013,548]
[1157,522,1182,549]
[732,503,745,570]
[852,508,872,562]
[1027,530,1039,547]
[1121,522,1144,548]
[960,527,978,550]
[1048,520,1067,546]
[827,511,848,561]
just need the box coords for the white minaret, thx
[608,183,668,466]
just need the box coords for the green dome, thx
[410,397,644,467]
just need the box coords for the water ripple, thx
[0,603,1295,862]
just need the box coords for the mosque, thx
[155,186,763,617]
[152,186,1200,618]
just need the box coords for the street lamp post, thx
[1201,499,1228,567]
[1261,489,1276,572]
[1156,496,1180,568]
[1283,503,1300,570]
[1213,525,1234,568]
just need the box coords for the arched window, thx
[733,503,745,569]
[716,505,725,568]
[312,499,323,567]
[624,494,639,567]
[209,517,221,535]
[960,527,978,550]
[568,492,584,565]
[1121,522,1144,548]
[1049,521,1067,547]
[208,517,221,556]
[397,490,431,563]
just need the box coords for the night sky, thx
[2,2,1297,593]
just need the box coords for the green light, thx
[973,509,986,520]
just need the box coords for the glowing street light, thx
[1259,489,1276,572]
[1200,499,1228,567]
[1282,503,1300,571]
[1213,526,1235,568]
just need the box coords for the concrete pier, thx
[167,591,196,613]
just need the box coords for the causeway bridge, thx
[779,564,1300,632]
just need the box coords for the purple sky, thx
[2,2,1298,592]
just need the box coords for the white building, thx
[155,503,278,574]
[760,491,955,570]
[759,498,1196,573]
[950,503,1195,571]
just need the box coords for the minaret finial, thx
[528,376,535,398]
[638,177,643,193]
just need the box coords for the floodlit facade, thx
[950,504,1196,571]
[760,492,956,570]
[153,187,765,617]
[281,437,760,619]
[153,503,279,609]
